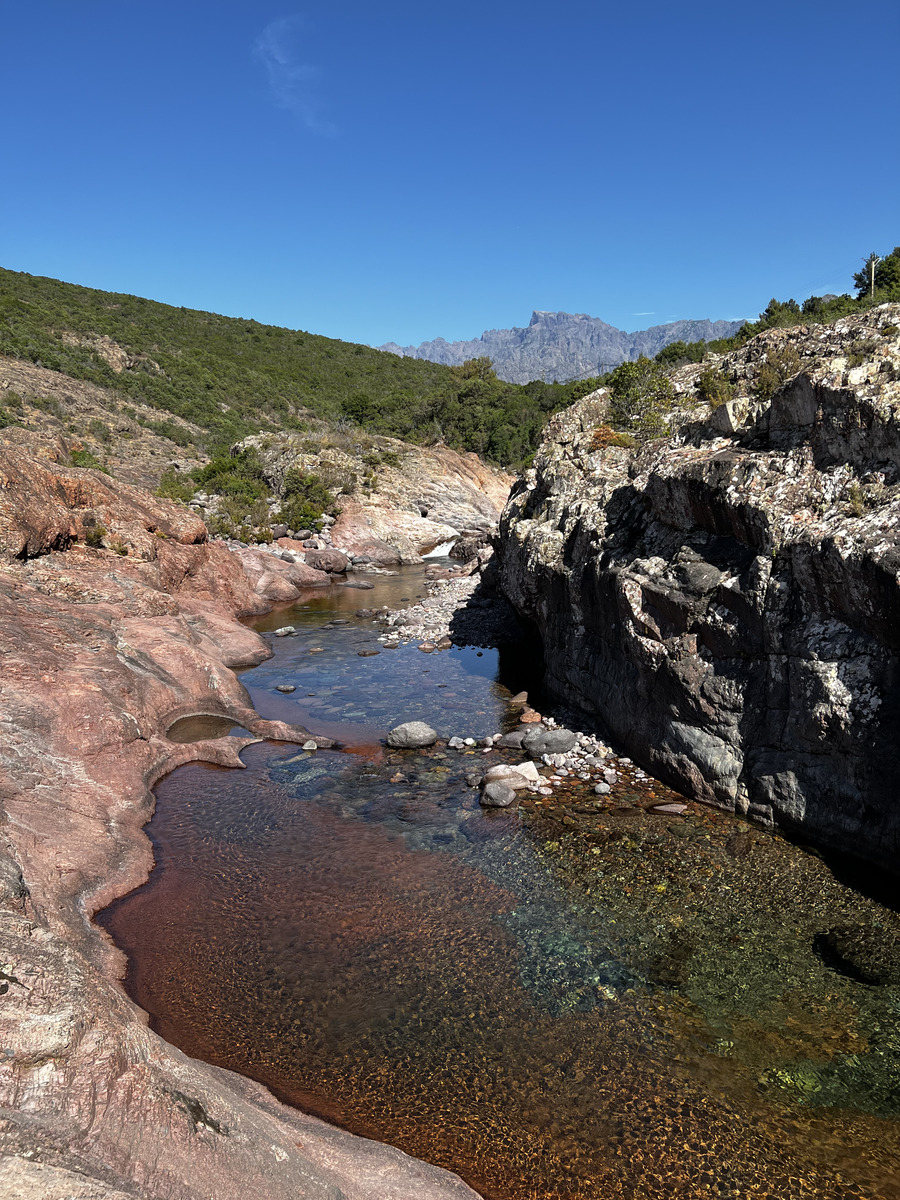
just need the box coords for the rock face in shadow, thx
[497,305,900,869]
[0,444,482,1199]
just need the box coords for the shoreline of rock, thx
[0,445,483,1200]
[377,560,523,649]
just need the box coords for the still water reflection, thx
[98,569,900,1200]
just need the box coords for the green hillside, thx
[0,267,575,466]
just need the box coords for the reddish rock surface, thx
[0,445,481,1200]
[236,546,332,600]
[243,434,513,563]
[303,546,349,574]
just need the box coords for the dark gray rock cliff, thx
[497,304,900,867]
[381,311,745,383]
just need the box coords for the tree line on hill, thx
[0,268,578,468]
[0,246,895,470]
[653,245,900,370]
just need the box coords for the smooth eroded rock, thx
[386,721,438,749]
[522,728,578,757]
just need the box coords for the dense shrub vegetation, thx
[1,246,894,468]
[0,268,580,467]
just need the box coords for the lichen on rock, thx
[498,303,900,868]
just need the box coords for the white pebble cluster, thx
[379,577,479,645]
[444,725,636,794]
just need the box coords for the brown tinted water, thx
[97,568,900,1200]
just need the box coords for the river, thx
[97,563,900,1200]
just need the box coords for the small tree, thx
[853,247,900,301]
[606,357,674,439]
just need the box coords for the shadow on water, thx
[788,837,900,914]
[96,566,900,1200]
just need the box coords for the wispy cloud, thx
[632,311,655,316]
[254,16,335,136]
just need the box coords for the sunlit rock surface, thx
[242,432,512,562]
[0,444,481,1200]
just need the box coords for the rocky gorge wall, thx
[497,305,900,869]
[0,445,480,1199]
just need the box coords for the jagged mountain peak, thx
[381,310,745,384]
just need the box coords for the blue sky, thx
[2,0,897,346]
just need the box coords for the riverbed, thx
[97,564,900,1200]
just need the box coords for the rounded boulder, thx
[305,548,349,574]
[522,727,578,757]
[386,721,438,749]
[480,782,517,808]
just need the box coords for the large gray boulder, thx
[304,547,349,574]
[386,721,438,749]
[480,782,517,807]
[522,728,578,757]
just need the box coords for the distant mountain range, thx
[380,311,746,384]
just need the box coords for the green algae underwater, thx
[97,569,900,1200]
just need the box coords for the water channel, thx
[97,564,900,1200]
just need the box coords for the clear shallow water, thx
[98,567,900,1200]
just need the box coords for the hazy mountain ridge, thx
[381,310,746,383]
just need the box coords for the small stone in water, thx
[386,721,438,748]
[497,730,526,749]
[274,626,295,637]
[302,740,318,751]
[463,738,476,746]
[484,762,541,787]
[594,782,611,795]
[275,685,296,693]
[357,649,380,657]
[480,782,517,808]
[651,802,687,815]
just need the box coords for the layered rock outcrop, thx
[498,305,900,868]
[241,432,512,562]
[0,446,480,1199]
